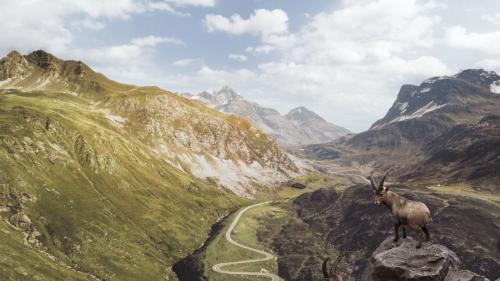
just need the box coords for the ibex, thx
[322,255,343,281]
[369,171,432,248]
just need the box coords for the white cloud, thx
[0,0,182,55]
[205,9,289,36]
[72,18,106,30]
[205,9,295,53]
[475,58,500,69]
[228,54,248,62]
[131,35,183,46]
[66,36,183,88]
[192,0,452,131]
[173,58,197,66]
[481,13,500,24]
[444,26,500,55]
[166,0,215,7]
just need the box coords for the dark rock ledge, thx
[364,237,490,281]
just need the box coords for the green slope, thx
[0,89,245,280]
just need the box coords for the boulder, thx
[366,237,490,281]
[288,179,306,189]
[444,269,490,281]
[291,182,306,189]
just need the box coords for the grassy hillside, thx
[0,89,246,280]
[0,50,299,196]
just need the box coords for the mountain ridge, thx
[0,50,300,196]
[0,50,300,280]
[297,68,500,190]
[184,86,351,146]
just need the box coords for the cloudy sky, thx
[1,0,500,131]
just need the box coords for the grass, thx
[201,202,289,281]
[427,184,500,206]
[255,172,354,201]
[0,90,245,280]
[0,51,296,281]
[0,221,90,281]
[200,173,347,281]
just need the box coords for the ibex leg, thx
[422,225,430,241]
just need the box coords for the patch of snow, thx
[490,80,500,94]
[388,101,446,124]
[420,87,431,93]
[423,76,447,84]
[480,71,496,78]
[398,102,409,113]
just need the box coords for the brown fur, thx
[370,172,432,248]
[322,256,343,281]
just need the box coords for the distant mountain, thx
[0,50,299,280]
[183,86,350,146]
[298,69,500,189]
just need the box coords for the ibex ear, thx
[378,171,388,192]
[369,172,377,192]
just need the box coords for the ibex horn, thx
[378,171,389,191]
[369,171,377,191]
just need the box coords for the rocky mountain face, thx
[267,184,499,281]
[0,51,299,196]
[404,114,500,191]
[366,236,490,281]
[298,69,500,189]
[0,50,299,280]
[183,87,350,146]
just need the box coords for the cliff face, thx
[365,237,490,281]
[297,69,500,190]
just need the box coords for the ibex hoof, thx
[393,238,399,243]
[416,244,422,249]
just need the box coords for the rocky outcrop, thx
[365,237,490,281]
[279,184,499,280]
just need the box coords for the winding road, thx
[211,169,368,281]
[212,201,284,281]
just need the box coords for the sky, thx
[1,0,500,132]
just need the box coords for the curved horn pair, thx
[369,171,389,192]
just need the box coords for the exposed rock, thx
[26,225,43,247]
[281,184,499,280]
[288,179,306,189]
[291,182,306,189]
[297,69,500,190]
[365,237,490,281]
[9,211,31,228]
[0,51,301,196]
[444,269,490,281]
[183,86,350,146]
